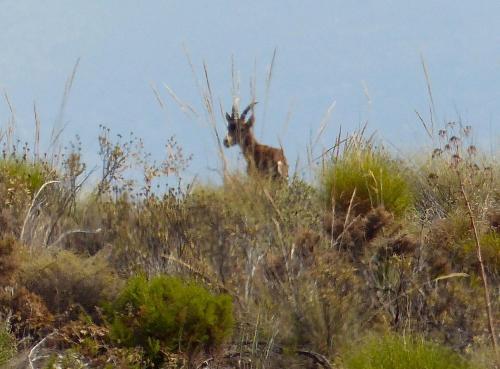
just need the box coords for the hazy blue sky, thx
[1,1,499,180]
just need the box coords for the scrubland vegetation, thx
[0,109,498,369]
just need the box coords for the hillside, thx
[0,122,498,369]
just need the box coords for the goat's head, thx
[223,102,257,148]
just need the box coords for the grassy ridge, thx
[0,122,498,368]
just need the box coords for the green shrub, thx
[322,147,414,216]
[106,275,234,366]
[479,232,500,268]
[0,158,50,195]
[463,232,500,273]
[343,333,474,369]
[0,323,16,365]
[0,159,54,234]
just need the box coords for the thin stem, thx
[20,180,61,244]
[459,176,498,361]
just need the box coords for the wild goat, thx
[223,101,288,180]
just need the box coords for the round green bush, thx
[322,148,414,216]
[106,275,233,365]
[343,333,473,369]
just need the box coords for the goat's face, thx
[223,115,252,148]
[223,102,256,148]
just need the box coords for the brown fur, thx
[224,102,288,180]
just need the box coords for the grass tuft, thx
[322,146,414,216]
[0,323,16,365]
[0,158,51,195]
[343,333,474,369]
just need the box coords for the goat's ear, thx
[225,112,232,122]
[246,115,255,127]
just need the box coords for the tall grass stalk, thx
[261,47,277,136]
[33,102,41,162]
[49,58,80,166]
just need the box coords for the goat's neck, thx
[239,133,259,162]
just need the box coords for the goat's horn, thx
[240,101,258,120]
[231,105,238,118]
[231,97,241,118]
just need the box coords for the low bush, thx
[416,124,498,219]
[463,232,500,275]
[0,323,16,365]
[0,236,20,286]
[106,275,234,366]
[322,146,414,216]
[343,332,474,369]
[20,250,121,316]
[0,158,51,196]
[8,287,54,340]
